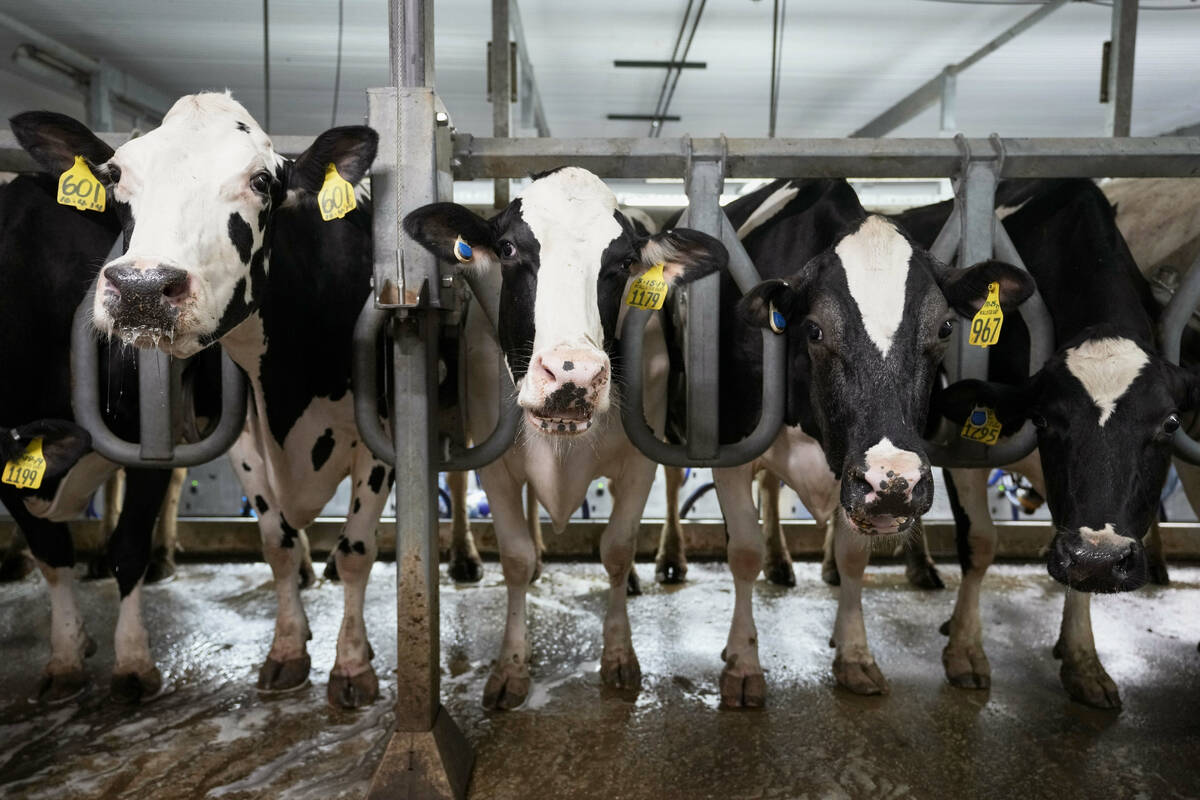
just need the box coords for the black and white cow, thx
[13,92,397,709]
[404,166,726,709]
[711,178,1032,705]
[897,179,1200,708]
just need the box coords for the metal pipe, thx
[682,155,722,461]
[1160,251,1200,465]
[509,0,550,137]
[1105,0,1139,137]
[490,0,511,206]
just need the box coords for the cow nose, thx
[532,352,606,392]
[857,438,929,503]
[1047,525,1147,593]
[103,264,191,308]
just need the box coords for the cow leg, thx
[607,478,641,597]
[481,467,535,710]
[832,513,888,694]
[901,524,944,590]
[599,459,655,692]
[85,470,124,580]
[760,471,795,587]
[655,466,688,584]
[326,457,390,709]
[1054,590,1121,709]
[0,528,35,582]
[446,471,483,583]
[821,520,839,586]
[145,467,185,584]
[941,468,995,689]
[526,482,545,583]
[713,464,766,708]
[1143,518,1169,586]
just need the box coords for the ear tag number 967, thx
[960,406,1002,446]
[57,156,106,213]
[2,437,47,490]
[625,263,667,311]
[968,281,1004,347]
[318,164,356,221]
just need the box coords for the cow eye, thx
[804,319,823,342]
[1031,413,1047,429]
[250,171,272,195]
[1164,413,1181,435]
[498,240,517,259]
[106,165,122,185]
[938,319,954,339]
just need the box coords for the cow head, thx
[0,420,92,483]
[11,92,377,357]
[939,329,1200,592]
[741,215,1033,537]
[404,167,725,436]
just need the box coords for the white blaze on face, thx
[517,168,622,357]
[835,216,912,359]
[1079,524,1128,549]
[862,436,924,500]
[735,181,799,240]
[1064,337,1149,426]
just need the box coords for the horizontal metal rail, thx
[1160,251,1200,465]
[70,289,247,467]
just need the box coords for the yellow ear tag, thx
[2,437,47,490]
[317,163,356,222]
[625,263,668,311]
[959,406,1002,446]
[57,156,106,213]
[968,281,1003,347]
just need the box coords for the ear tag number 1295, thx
[625,263,667,311]
[318,164,356,222]
[968,282,1003,347]
[57,156,106,213]
[2,437,47,490]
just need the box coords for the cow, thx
[896,178,1200,709]
[403,166,727,709]
[709,178,1032,705]
[11,92,401,709]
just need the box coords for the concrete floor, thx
[1,560,1198,799]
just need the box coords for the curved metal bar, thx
[70,288,247,467]
[1160,251,1200,465]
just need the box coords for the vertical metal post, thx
[1105,0,1138,137]
[366,1,472,798]
[87,65,114,131]
[938,68,957,136]
[135,349,179,461]
[683,151,723,461]
[490,0,511,207]
[945,161,997,385]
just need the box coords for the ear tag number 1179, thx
[968,281,1004,347]
[625,263,667,311]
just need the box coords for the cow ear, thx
[636,228,727,285]
[10,111,113,175]
[935,378,1031,436]
[289,125,379,195]
[0,420,92,480]
[403,202,498,271]
[737,257,820,331]
[941,260,1035,317]
[1164,362,1200,412]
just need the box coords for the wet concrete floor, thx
[1,559,1199,799]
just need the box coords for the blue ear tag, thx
[453,236,473,263]
[970,409,987,426]
[768,303,787,334]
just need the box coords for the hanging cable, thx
[331,0,344,127]
[647,0,695,136]
[262,0,271,131]
[654,0,708,137]
[768,0,787,137]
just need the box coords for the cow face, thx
[11,93,376,357]
[742,215,1033,537]
[404,167,725,437]
[940,332,1200,592]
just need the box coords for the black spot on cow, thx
[387,468,395,488]
[350,440,357,448]
[353,497,361,514]
[235,121,251,133]
[242,461,252,472]
[543,381,591,416]
[228,212,254,264]
[280,515,299,548]
[352,541,366,555]
[255,495,269,513]
[336,535,351,554]
[368,465,386,494]
[562,360,574,371]
[311,427,336,471]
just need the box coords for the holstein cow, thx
[0,159,212,702]
[404,166,726,709]
[897,179,1200,708]
[13,92,398,709]
[713,178,1032,705]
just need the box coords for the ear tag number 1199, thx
[625,263,667,311]
[968,282,1004,347]
[57,156,106,213]
[318,164,356,222]
[2,437,47,490]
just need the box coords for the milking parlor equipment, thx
[0,0,1184,796]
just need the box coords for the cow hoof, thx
[833,655,889,696]
[655,557,688,585]
[448,551,484,583]
[257,654,312,693]
[37,670,88,704]
[143,557,176,585]
[0,552,35,582]
[1059,654,1121,710]
[942,643,991,689]
[482,665,530,711]
[905,559,945,590]
[111,667,164,704]
[626,568,642,597]
[765,559,797,588]
[600,650,642,691]
[327,667,379,709]
[821,560,841,587]
[1146,555,1170,586]
[719,663,766,709]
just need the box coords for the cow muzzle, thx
[520,348,609,435]
[841,442,932,536]
[97,259,192,345]
[1047,525,1146,593]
